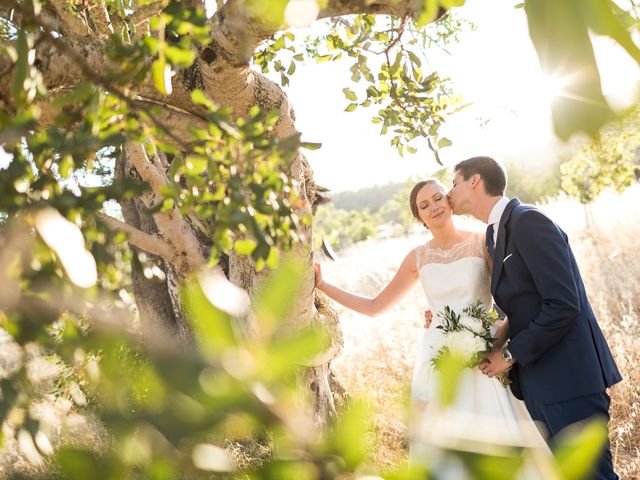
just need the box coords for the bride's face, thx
[415,183,452,229]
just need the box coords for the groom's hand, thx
[424,309,433,329]
[479,350,512,378]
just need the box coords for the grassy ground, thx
[327,187,640,478]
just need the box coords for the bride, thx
[314,179,548,473]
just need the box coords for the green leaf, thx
[182,276,237,353]
[185,156,207,174]
[553,419,608,480]
[244,0,288,27]
[434,149,443,165]
[525,0,615,139]
[345,103,358,112]
[342,88,358,101]
[440,0,466,7]
[436,349,467,407]
[59,154,74,179]
[417,0,440,27]
[165,45,196,66]
[56,448,107,479]
[52,82,95,109]
[389,52,402,77]
[462,452,525,480]
[265,246,280,269]
[437,137,452,148]
[264,325,328,376]
[300,141,322,151]
[253,259,305,339]
[152,57,172,95]
[326,399,371,469]
[234,239,257,255]
[191,89,215,109]
[408,50,422,69]
[11,29,31,105]
[143,36,160,54]
[579,0,640,64]
[273,35,286,51]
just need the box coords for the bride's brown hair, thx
[409,179,447,228]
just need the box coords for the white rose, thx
[447,330,482,359]
[474,335,488,353]
[459,315,485,335]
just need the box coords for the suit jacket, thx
[492,198,622,404]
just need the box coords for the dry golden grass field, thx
[1,188,638,478]
[325,186,640,478]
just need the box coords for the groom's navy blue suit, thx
[491,198,622,479]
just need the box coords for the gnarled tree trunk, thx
[0,0,425,426]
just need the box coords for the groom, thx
[447,156,622,479]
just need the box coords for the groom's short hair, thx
[454,156,506,197]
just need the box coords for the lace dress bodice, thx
[414,232,492,324]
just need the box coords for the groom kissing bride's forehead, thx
[451,156,622,480]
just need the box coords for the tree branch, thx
[129,1,166,26]
[318,0,422,21]
[86,0,114,37]
[207,0,424,62]
[124,141,168,196]
[97,212,175,260]
[123,141,207,275]
[48,0,91,36]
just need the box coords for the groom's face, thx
[447,171,473,215]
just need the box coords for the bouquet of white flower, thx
[431,300,509,386]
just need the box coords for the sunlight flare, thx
[192,444,235,472]
[285,0,320,27]
[539,73,572,103]
[197,269,251,317]
[34,208,98,288]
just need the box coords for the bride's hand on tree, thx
[314,263,324,290]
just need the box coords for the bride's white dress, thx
[410,232,548,472]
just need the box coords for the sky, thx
[280,0,640,192]
[2,0,639,192]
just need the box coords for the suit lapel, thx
[491,198,521,296]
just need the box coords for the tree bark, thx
[115,149,194,346]
[0,0,430,427]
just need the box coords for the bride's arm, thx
[315,250,419,317]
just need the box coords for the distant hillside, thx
[326,157,567,213]
[329,182,406,212]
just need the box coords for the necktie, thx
[486,223,495,257]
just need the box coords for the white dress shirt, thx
[487,196,511,245]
